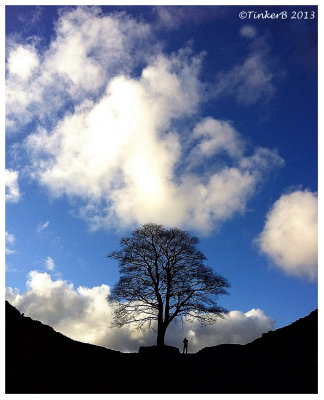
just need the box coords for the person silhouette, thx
[183,337,188,354]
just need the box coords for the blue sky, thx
[4,5,318,352]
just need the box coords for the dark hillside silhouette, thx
[6,301,317,394]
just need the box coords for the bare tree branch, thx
[107,223,230,347]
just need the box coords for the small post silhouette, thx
[183,337,188,354]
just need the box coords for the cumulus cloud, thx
[6,271,275,352]
[256,190,318,281]
[5,232,16,255]
[25,106,283,232]
[5,169,20,203]
[190,118,244,161]
[173,308,275,351]
[7,44,40,80]
[7,7,283,233]
[6,7,152,130]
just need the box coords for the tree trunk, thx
[156,321,166,348]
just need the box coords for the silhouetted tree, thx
[107,223,230,348]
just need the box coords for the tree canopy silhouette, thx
[107,223,230,348]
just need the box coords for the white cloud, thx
[6,271,275,352]
[5,232,15,245]
[153,6,227,30]
[37,220,50,233]
[215,34,276,106]
[7,7,283,233]
[170,308,275,351]
[7,45,40,80]
[6,7,153,130]
[240,25,257,39]
[24,82,282,233]
[154,6,195,29]
[17,6,43,25]
[5,169,20,203]
[256,190,318,281]
[45,256,55,271]
[5,232,16,255]
[191,118,244,160]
